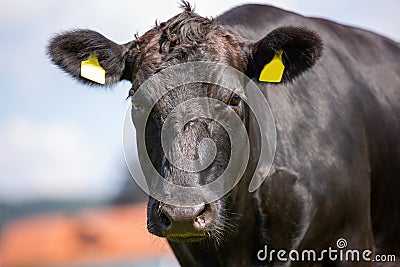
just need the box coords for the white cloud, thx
[0,118,119,202]
[0,0,53,25]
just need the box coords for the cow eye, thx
[126,88,135,99]
[228,94,241,107]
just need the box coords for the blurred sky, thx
[0,0,399,204]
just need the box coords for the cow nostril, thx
[196,203,208,217]
[195,204,212,229]
[158,211,172,229]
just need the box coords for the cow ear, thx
[246,26,323,84]
[47,29,136,86]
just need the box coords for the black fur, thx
[247,26,323,83]
[48,2,400,266]
[47,29,135,85]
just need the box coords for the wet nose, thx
[157,203,212,234]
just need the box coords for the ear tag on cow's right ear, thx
[80,53,106,84]
[259,50,284,83]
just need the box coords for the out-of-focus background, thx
[0,0,398,266]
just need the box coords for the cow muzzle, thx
[150,201,215,242]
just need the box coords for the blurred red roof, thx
[0,202,174,267]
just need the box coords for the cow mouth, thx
[166,234,207,242]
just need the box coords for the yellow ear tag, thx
[259,50,285,83]
[80,53,106,84]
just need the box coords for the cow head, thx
[48,2,322,245]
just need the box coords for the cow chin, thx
[147,197,226,243]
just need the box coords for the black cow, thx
[48,2,400,266]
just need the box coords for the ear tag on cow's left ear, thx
[80,53,106,84]
[259,50,284,83]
